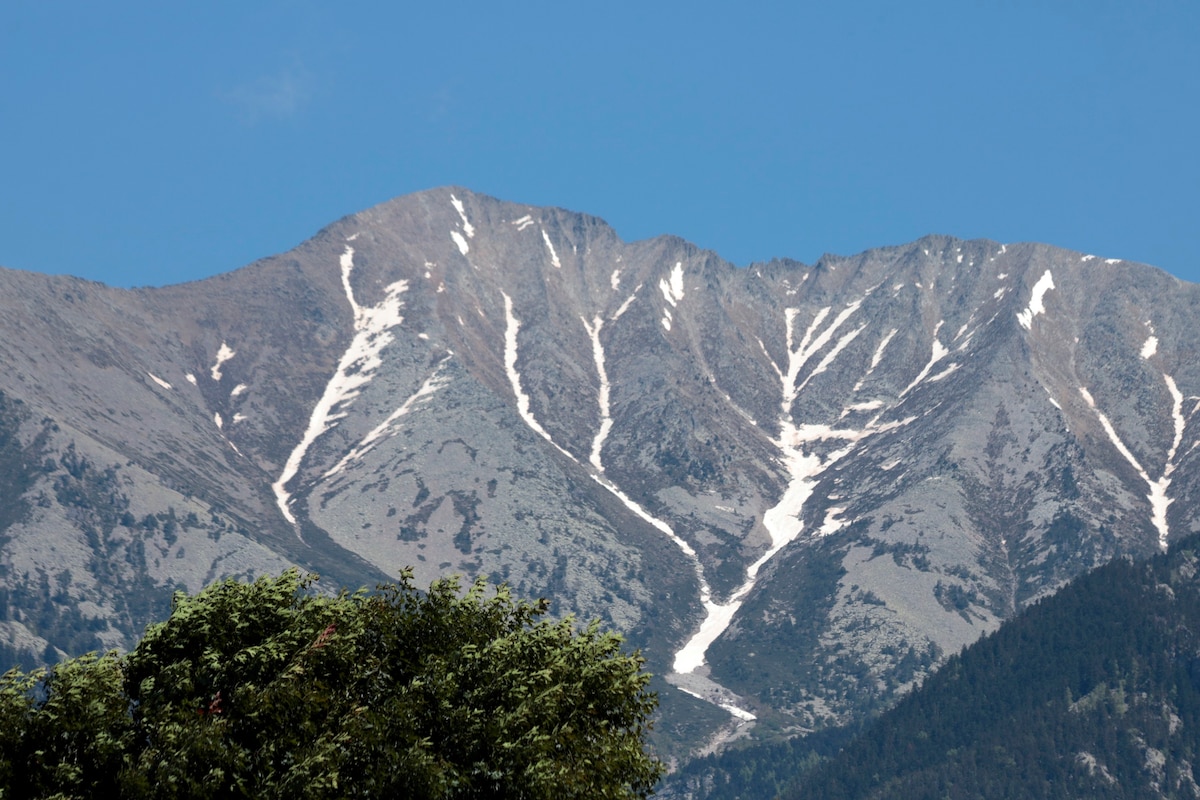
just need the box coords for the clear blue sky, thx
[3,1,1198,287]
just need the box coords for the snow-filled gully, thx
[272,242,409,528]
[500,278,925,722]
[1077,368,1193,551]
[669,300,912,718]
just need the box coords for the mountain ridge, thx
[0,187,1194,757]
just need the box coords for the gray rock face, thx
[0,188,1195,755]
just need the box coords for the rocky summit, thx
[0,188,1196,755]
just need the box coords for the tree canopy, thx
[0,569,663,799]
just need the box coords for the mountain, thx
[785,533,1200,800]
[0,187,1196,757]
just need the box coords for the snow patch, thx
[1141,336,1158,359]
[1016,270,1055,330]
[147,373,172,390]
[185,373,197,385]
[722,703,757,722]
[451,230,470,256]
[818,506,849,537]
[211,343,235,381]
[610,269,621,290]
[231,384,247,397]
[214,413,223,429]
[512,214,534,231]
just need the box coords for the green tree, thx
[0,569,664,799]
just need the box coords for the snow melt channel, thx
[272,244,409,526]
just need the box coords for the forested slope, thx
[786,533,1200,799]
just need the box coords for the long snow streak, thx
[673,301,912,682]
[853,328,898,392]
[502,292,567,455]
[659,262,685,306]
[323,358,452,479]
[613,287,640,320]
[582,315,613,470]
[796,324,867,393]
[450,194,475,238]
[899,323,951,397]
[503,295,708,620]
[1079,375,1192,551]
[147,373,172,390]
[781,301,862,410]
[541,230,561,268]
[496,293,724,703]
[1016,270,1055,330]
[272,245,409,525]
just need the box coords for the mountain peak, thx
[0,192,1195,760]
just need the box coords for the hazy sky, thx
[3,1,1197,287]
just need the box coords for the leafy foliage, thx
[0,569,663,799]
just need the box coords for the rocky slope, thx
[0,188,1196,756]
